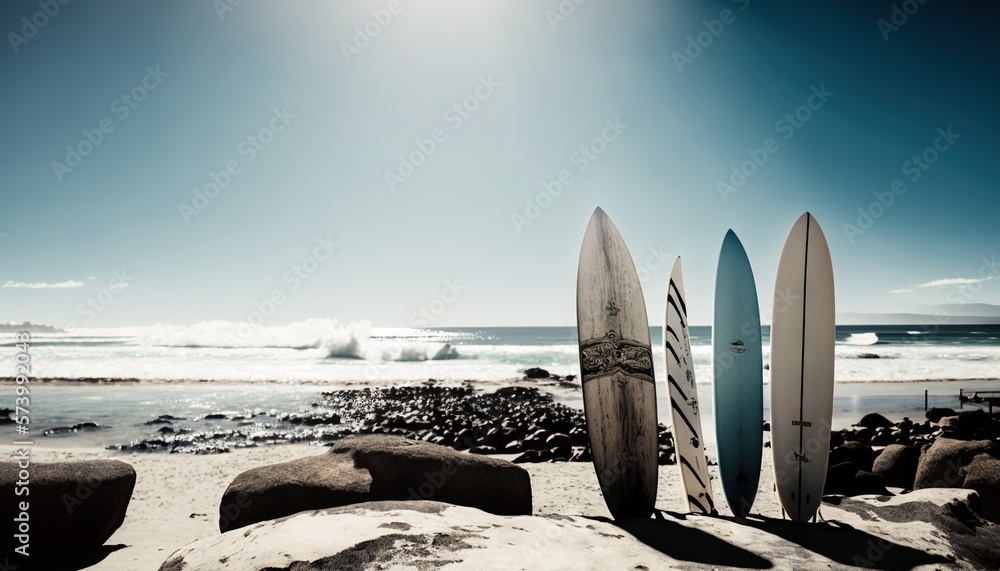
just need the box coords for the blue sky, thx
[1,0,998,328]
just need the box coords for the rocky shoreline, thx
[33,381,1000,491]
[100,384,678,464]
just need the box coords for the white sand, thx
[10,444,787,570]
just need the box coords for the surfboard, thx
[665,257,716,515]
[576,207,658,520]
[713,230,763,518]
[770,212,835,523]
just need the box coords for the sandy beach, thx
[3,381,999,569]
[4,443,777,570]
[12,435,1000,570]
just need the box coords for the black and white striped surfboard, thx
[665,257,716,515]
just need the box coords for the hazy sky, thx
[1,0,997,328]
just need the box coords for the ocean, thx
[5,321,1000,449]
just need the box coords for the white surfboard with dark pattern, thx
[576,207,658,520]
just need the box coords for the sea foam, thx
[843,332,879,346]
[133,319,458,361]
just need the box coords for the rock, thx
[914,437,997,490]
[524,367,550,379]
[870,427,898,446]
[857,353,881,359]
[512,449,540,463]
[167,501,678,570]
[523,429,552,450]
[569,446,591,463]
[162,493,999,571]
[0,459,135,565]
[853,427,875,443]
[829,441,876,471]
[829,488,1000,568]
[856,412,893,430]
[872,444,922,489]
[829,430,845,448]
[939,415,960,435]
[926,407,956,423]
[963,453,1000,523]
[954,409,996,438]
[824,462,891,497]
[219,435,531,531]
[545,433,572,449]
[42,422,108,435]
[550,446,572,461]
[898,417,914,433]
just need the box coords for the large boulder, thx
[163,493,1000,571]
[220,435,531,531]
[856,412,894,430]
[829,441,876,471]
[962,453,1000,523]
[953,409,997,439]
[872,444,922,489]
[0,459,135,565]
[824,462,891,497]
[926,407,956,423]
[914,437,997,490]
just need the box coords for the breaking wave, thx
[134,319,459,361]
[842,332,879,346]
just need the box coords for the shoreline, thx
[4,379,999,453]
[4,382,1000,569]
[4,375,1000,386]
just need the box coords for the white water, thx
[12,322,1000,385]
[842,332,879,346]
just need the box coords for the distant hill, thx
[905,303,1000,317]
[839,304,1000,325]
[0,321,61,333]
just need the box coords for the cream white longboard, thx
[770,212,835,523]
[577,207,658,520]
[665,258,716,515]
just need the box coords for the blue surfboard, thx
[713,229,763,517]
